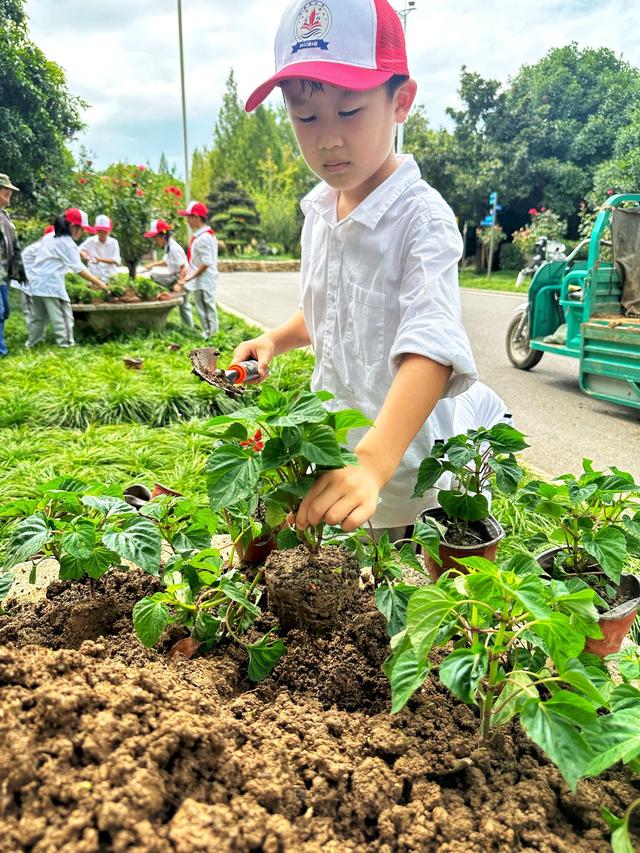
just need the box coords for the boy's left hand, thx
[295,462,382,533]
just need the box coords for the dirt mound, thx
[1,640,637,853]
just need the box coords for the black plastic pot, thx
[536,546,640,657]
[420,507,505,581]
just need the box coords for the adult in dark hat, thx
[0,173,26,356]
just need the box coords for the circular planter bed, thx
[71,295,184,334]
[0,568,638,852]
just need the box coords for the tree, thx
[0,0,84,201]
[207,179,261,256]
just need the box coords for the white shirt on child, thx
[81,235,121,281]
[163,238,188,276]
[28,235,86,302]
[452,381,513,436]
[299,155,478,527]
[185,227,218,292]
[14,233,54,291]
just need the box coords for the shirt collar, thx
[300,155,422,230]
[193,225,209,237]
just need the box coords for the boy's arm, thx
[295,354,451,532]
[231,309,311,379]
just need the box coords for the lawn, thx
[459,268,521,292]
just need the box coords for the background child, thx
[27,208,107,348]
[233,0,477,536]
[17,224,54,340]
[0,173,26,357]
[143,219,191,326]
[81,215,121,282]
[177,201,218,339]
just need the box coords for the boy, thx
[233,0,477,536]
[81,215,121,282]
[143,219,192,326]
[176,201,218,338]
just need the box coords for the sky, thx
[25,0,640,178]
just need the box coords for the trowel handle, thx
[224,360,260,384]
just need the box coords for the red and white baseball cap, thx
[65,208,95,233]
[144,219,173,238]
[245,0,409,112]
[43,225,54,236]
[178,201,208,218]
[94,214,112,232]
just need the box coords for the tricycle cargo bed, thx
[580,317,640,410]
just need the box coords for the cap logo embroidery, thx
[292,2,332,54]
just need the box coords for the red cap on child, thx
[245,0,409,112]
[177,201,208,218]
[65,208,95,233]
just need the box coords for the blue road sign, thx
[489,191,497,205]
[481,215,494,226]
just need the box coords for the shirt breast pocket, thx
[342,282,386,364]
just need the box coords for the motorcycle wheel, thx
[506,312,543,370]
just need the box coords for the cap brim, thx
[177,209,190,216]
[83,226,96,234]
[95,227,111,232]
[144,231,158,238]
[245,62,394,112]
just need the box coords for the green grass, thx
[459,269,521,292]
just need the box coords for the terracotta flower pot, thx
[536,547,640,657]
[420,507,505,582]
[236,534,277,564]
[123,483,152,509]
[123,356,144,369]
[151,483,183,499]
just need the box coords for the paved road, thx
[218,272,640,479]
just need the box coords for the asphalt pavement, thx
[217,272,640,480]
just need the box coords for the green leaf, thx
[194,611,221,642]
[276,526,300,550]
[206,445,262,510]
[411,518,443,565]
[406,585,459,659]
[257,385,286,414]
[489,456,523,494]
[59,546,120,581]
[261,428,302,469]
[0,571,15,601]
[520,692,597,791]
[171,526,213,554]
[300,424,344,467]
[583,527,626,583]
[438,490,489,523]
[558,658,608,706]
[61,519,96,559]
[375,582,417,637]
[550,582,602,638]
[247,633,286,682]
[218,576,261,617]
[102,515,162,575]
[132,595,171,647]
[610,823,635,853]
[3,514,53,569]
[482,423,528,453]
[584,705,640,777]
[526,613,586,665]
[267,391,328,426]
[445,444,477,468]
[491,670,539,727]
[412,457,445,497]
[383,631,431,713]
[204,406,263,428]
[439,644,488,705]
[81,495,136,517]
[331,409,373,444]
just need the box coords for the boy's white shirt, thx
[28,235,85,302]
[451,381,513,436]
[81,234,121,281]
[163,237,188,276]
[299,154,478,527]
[185,226,218,292]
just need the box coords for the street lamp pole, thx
[395,0,416,155]
[177,0,191,202]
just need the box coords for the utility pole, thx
[177,0,191,202]
[395,0,416,155]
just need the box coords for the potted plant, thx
[517,460,640,656]
[202,384,373,633]
[412,424,528,580]
[383,553,640,796]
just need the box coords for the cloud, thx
[24,0,640,174]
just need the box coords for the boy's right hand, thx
[231,335,275,382]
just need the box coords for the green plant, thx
[132,544,284,682]
[383,554,640,792]
[413,424,528,543]
[133,276,161,301]
[498,242,524,271]
[512,208,567,257]
[65,272,95,304]
[202,385,372,555]
[0,478,163,599]
[517,460,640,598]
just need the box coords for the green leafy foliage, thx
[383,554,640,792]
[516,459,640,590]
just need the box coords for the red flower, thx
[79,177,88,184]
[240,429,264,452]
[607,188,615,195]
[540,206,546,212]
[528,208,538,216]
[135,188,144,197]
[138,165,147,171]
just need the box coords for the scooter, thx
[515,236,567,287]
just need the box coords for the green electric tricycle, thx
[506,194,640,411]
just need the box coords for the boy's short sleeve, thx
[389,213,477,398]
[196,233,215,267]
[111,238,121,265]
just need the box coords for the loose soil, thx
[0,568,638,852]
